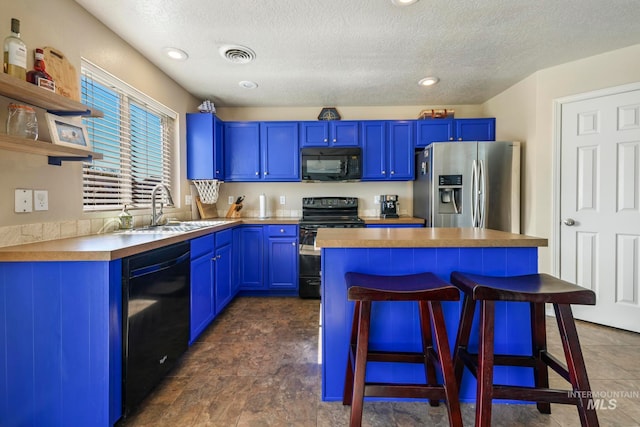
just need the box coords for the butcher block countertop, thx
[0,217,300,262]
[316,227,548,248]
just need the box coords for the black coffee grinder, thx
[379,195,399,218]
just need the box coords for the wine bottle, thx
[27,48,55,91]
[3,18,27,80]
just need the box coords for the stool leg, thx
[429,301,464,427]
[554,304,599,427]
[531,302,551,414]
[476,300,495,427]
[453,293,476,388]
[343,301,361,405]
[419,301,440,407]
[350,300,372,427]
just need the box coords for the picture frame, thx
[45,113,91,150]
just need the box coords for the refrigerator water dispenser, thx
[438,175,462,214]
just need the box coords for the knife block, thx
[225,203,243,218]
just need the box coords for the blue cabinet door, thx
[190,234,215,343]
[299,121,330,146]
[261,122,300,181]
[224,122,261,181]
[331,121,360,146]
[387,121,414,180]
[266,236,298,290]
[186,113,224,180]
[416,119,455,147]
[237,226,265,290]
[214,242,233,313]
[361,121,386,180]
[299,121,360,147]
[455,117,495,141]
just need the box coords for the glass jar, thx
[6,103,38,140]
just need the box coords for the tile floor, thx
[117,297,640,426]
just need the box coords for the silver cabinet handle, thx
[292,242,296,246]
[333,138,337,142]
[255,171,259,175]
[264,171,268,175]
[390,171,395,175]
[564,218,576,226]
[280,228,285,233]
[381,170,386,175]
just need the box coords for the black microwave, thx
[301,147,362,182]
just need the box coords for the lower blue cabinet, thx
[265,225,298,291]
[190,229,233,343]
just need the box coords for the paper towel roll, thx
[259,193,267,218]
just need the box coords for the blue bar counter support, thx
[321,246,538,402]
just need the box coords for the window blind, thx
[80,59,176,211]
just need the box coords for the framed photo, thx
[45,113,91,150]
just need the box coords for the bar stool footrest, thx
[365,382,447,400]
[493,385,581,405]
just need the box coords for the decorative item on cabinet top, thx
[418,108,454,119]
[318,107,340,121]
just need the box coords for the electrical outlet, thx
[280,195,286,205]
[374,195,380,204]
[185,194,192,206]
[228,196,234,204]
[34,190,48,211]
[15,189,33,213]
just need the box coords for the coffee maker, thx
[379,195,399,218]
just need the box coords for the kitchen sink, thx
[119,220,231,234]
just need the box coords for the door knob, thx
[563,218,576,226]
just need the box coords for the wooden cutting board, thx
[42,47,80,101]
[196,196,219,219]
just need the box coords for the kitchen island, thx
[316,227,548,402]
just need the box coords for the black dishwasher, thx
[121,241,190,417]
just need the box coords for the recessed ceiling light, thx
[418,77,440,86]
[239,80,258,89]
[163,47,189,61]
[391,0,419,6]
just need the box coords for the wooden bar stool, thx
[343,272,463,427]
[450,271,599,427]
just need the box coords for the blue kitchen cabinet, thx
[186,113,224,180]
[415,118,495,147]
[260,122,300,181]
[225,122,299,181]
[455,117,496,141]
[265,225,298,292]
[0,260,122,426]
[214,229,233,313]
[362,120,414,180]
[224,122,261,181]
[190,234,215,343]
[299,120,360,147]
[236,226,266,290]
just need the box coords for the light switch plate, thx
[185,194,192,206]
[34,190,48,211]
[279,195,286,205]
[15,189,33,213]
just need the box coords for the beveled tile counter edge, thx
[0,217,300,262]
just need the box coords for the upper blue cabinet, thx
[186,113,224,180]
[416,118,495,147]
[299,121,360,147]
[224,121,300,182]
[361,120,414,181]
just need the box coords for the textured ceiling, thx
[74,0,640,108]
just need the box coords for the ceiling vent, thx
[219,45,256,64]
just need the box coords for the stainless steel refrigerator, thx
[413,141,521,232]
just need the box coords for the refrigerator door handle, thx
[471,159,478,227]
[478,159,487,228]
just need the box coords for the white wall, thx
[0,0,199,230]
[484,43,640,273]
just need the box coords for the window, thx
[80,59,176,211]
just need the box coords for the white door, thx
[560,87,640,333]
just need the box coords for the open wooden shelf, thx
[0,72,103,117]
[0,133,102,163]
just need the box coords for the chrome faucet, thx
[150,184,174,227]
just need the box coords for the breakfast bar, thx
[316,227,548,402]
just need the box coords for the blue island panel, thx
[321,246,538,402]
[0,260,122,427]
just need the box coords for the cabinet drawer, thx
[265,225,297,237]
[191,233,215,259]
[215,228,233,247]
